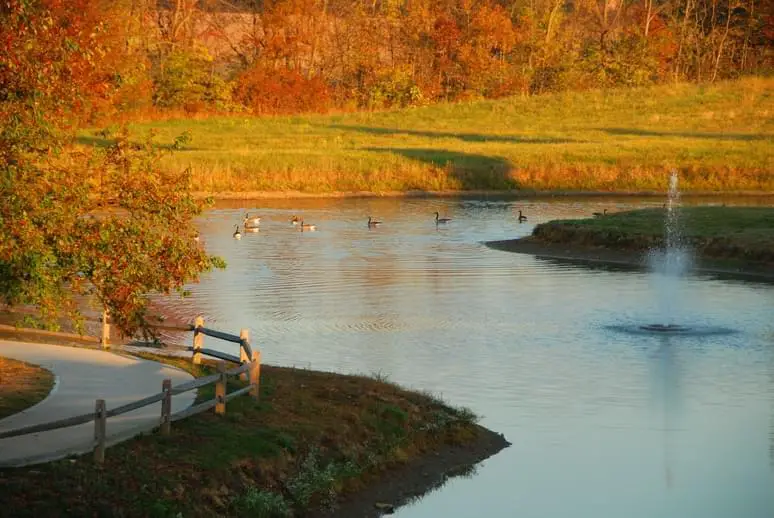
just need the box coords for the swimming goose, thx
[244,213,261,228]
[290,215,300,225]
[368,216,382,227]
[592,209,608,217]
[434,211,451,224]
[518,210,527,222]
[299,219,316,232]
[233,225,242,239]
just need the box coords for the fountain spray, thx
[642,170,693,332]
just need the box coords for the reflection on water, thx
[158,196,774,518]
[651,337,679,491]
[770,346,774,471]
[606,324,737,337]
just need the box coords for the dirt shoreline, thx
[312,425,510,518]
[485,237,774,281]
[196,189,774,200]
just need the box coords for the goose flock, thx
[224,209,535,239]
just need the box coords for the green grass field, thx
[81,77,774,194]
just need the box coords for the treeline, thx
[3,0,773,120]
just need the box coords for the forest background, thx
[5,0,770,121]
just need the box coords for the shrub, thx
[233,66,331,115]
[153,47,232,111]
[364,67,425,109]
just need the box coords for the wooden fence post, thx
[192,316,204,365]
[239,328,249,381]
[160,379,172,436]
[249,350,261,400]
[215,361,226,416]
[101,309,110,350]
[94,399,106,464]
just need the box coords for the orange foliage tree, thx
[6,0,771,120]
[233,66,331,114]
[0,0,223,336]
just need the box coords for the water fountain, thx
[640,170,694,334]
[603,170,734,337]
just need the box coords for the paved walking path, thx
[0,340,195,467]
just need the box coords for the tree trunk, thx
[711,1,734,82]
[308,0,329,79]
[740,0,754,72]
[545,0,564,44]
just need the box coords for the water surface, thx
[164,196,774,518]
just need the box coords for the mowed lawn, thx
[80,77,774,193]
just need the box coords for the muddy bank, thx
[311,425,509,518]
[486,236,774,281]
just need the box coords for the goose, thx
[299,219,316,232]
[434,211,451,224]
[518,210,527,223]
[244,212,261,228]
[367,216,382,227]
[592,209,608,217]
[233,225,242,239]
[290,215,300,225]
[193,232,200,243]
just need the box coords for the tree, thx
[0,0,224,337]
[152,45,232,111]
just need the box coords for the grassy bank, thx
[0,353,507,517]
[0,357,55,419]
[79,78,774,194]
[529,207,774,265]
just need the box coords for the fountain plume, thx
[642,170,693,332]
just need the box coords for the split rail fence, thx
[0,316,258,464]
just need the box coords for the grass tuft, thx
[231,486,291,517]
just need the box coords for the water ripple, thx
[162,197,774,518]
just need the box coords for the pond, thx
[164,195,774,518]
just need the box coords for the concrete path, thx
[0,340,195,467]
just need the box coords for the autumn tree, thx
[0,0,223,336]
[457,4,519,97]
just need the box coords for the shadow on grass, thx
[333,125,578,144]
[75,136,200,151]
[365,147,518,189]
[601,127,772,141]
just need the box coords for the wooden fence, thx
[0,305,193,350]
[0,316,258,465]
